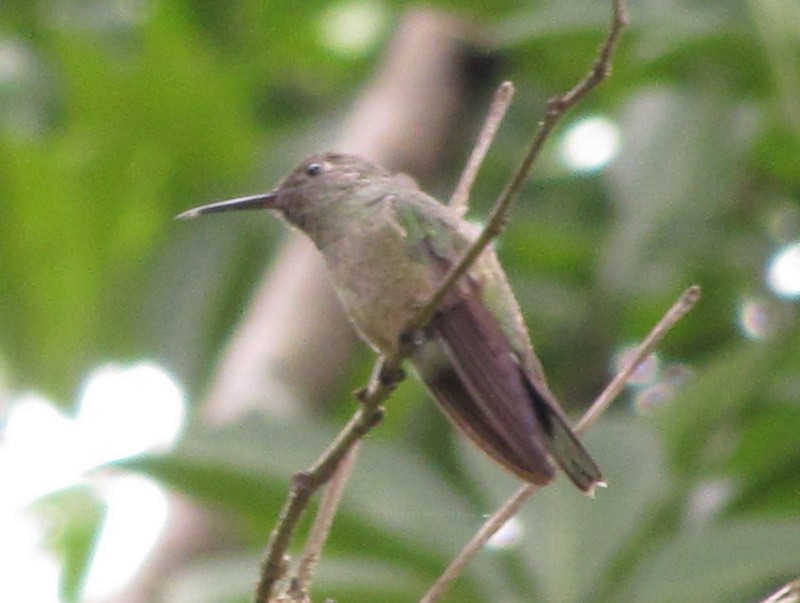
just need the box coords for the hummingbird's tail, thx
[523,376,605,495]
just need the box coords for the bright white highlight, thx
[318,1,386,55]
[76,363,185,464]
[2,395,84,502]
[0,40,33,82]
[0,362,186,602]
[560,116,621,172]
[738,297,776,340]
[0,512,61,603]
[686,479,732,526]
[766,242,800,299]
[486,516,523,550]
[83,475,170,600]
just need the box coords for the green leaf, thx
[119,416,513,600]
[652,343,776,474]
[623,520,800,603]
[458,417,669,602]
[601,87,755,296]
[118,418,339,526]
[161,551,429,603]
[34,485,106,603]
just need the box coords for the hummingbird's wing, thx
[414,291,558,485]
[420,284,602,492]
[395,193,602,492]
[471,254,605,493]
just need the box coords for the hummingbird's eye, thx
[305,163,324,177]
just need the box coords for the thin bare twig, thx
[254,362,391,602]
[291,445,359,597]
[576,285,700,435]
[449,81,515,216]
[257,0,630,599]
[413,0,628,333]
[420,285,700,603]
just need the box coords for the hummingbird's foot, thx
[360,405,385,430]
[353,372,402,403]
[351,387,386,426]
[291,470,315,493]
[398,328,425,355]
[378,364,405,387]
[353,385,367,402]
[354,355,407,405]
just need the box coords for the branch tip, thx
[449,78,516,214]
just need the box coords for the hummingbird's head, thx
[278,152,389,197]
[273,152,391,227]
[177,152,392,243]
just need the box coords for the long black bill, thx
[176,192,278,220]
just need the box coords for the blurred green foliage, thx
[2,0,800,601]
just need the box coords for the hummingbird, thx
[178,152,603,493]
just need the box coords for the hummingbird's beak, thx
[176,191,279,220]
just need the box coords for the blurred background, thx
[2,0,800,601]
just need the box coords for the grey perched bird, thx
[179,152,603,493]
